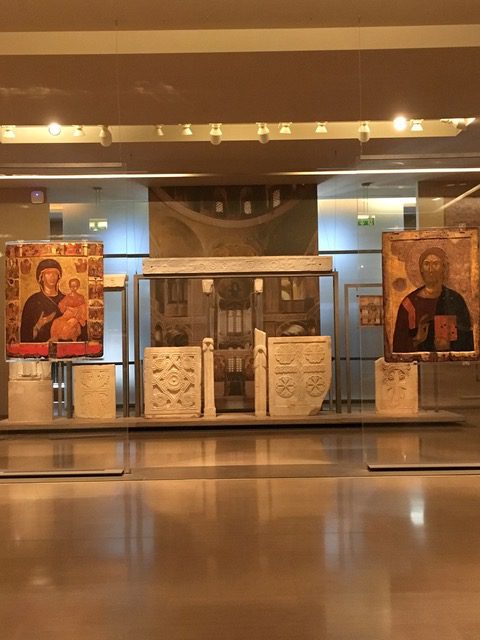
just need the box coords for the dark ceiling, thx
[0,1,479,186]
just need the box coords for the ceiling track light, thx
[155,125,164,137]
[279,122,292,135]
[358,122,371,143]
[315,122,328,134]
[181,124,193,136]
[72,125,85,137]
[99,125,113,147]
[450,117,476,130]
[256,122,270,144]
[393,115,408,132]
[209,123,222,145]
[47,122,62,136]
[2,125,16,139]
[410,119,424,132]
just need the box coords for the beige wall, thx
[0,189,49,416]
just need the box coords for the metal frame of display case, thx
[133,268,341,417]
[104,274,130,418]
[344,282,382,413]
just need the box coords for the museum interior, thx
[1,2,480,638]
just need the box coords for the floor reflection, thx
[0,474,479,639]
[1,420,480,475]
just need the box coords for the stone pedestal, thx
[73,364,116,419]
[202,338,216,418]
[268,336,331,417]
[375,358,418,414]
[144,347,202,418]
[8,361,53,422]
[254,329,267,418]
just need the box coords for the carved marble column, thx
[254,328,267,417]
[268,336,332,417]
[73,364,116,419]
[144,347,202,418]
[202,338,216,418]
[375,358,418,414]
[8,361,53,422]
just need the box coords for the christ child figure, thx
[50,278,87,341]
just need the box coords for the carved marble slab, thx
[144,347,202,418]
[254,329,267,418]
[143,255,332,275]
[73,364,116,419]
[9,360,51,380]
[268,336,331,417]
[375,358,418,414]
[8,380,53,422]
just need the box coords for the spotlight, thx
[410,119,424,132]
[99,125,112,147]
[181,124,193,136]
[315,122,328,134]
[2,126,16,139]
[357,122,370,143]
[48,122,62,136]
[393,115,408,132]
[155,125,164,137]
[279,122,292,135]
[72,125,85,137]
[209,123,222,145]
[256,123,270,144]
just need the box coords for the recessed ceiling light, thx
[48,122,62,136]
[393,116,408,132]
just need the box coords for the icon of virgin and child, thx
[392,247,474,353]
[20,259,88,343]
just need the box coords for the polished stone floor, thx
[1,426,480,639]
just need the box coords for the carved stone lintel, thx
[375,357,418,414]
[144,347,202,418]
[268,336,332,417]
[143,255,332,275]
[254,329,267,417]
[73,364,116,419]
[202,338,216,418]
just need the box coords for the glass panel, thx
[0,183,150,476]
[358,158,480,469]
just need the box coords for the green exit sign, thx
[357,215,375,226]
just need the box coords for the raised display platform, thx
[0,409,465,432]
